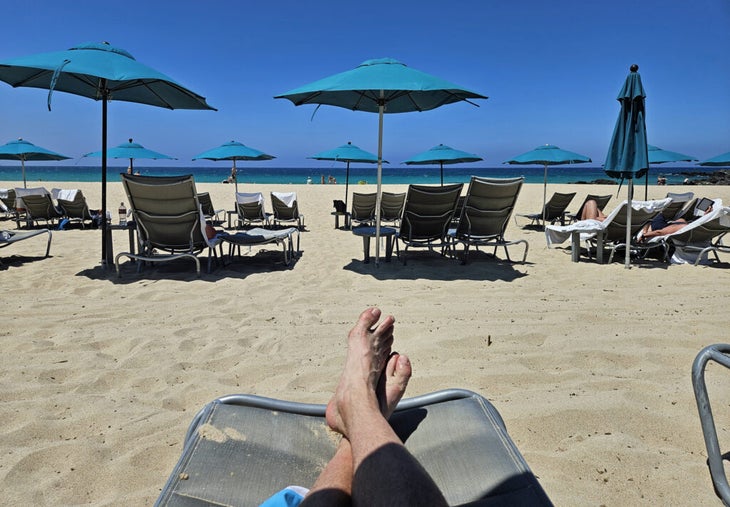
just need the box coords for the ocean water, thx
[0,164,715,186]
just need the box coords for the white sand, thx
[1,180,728,506]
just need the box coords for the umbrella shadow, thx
[0,254,52,269]
[343,252,529,282]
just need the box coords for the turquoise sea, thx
[0,164,715,186]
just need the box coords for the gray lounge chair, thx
[56,190,96,228]
[515,191,576,228]
[116,174,222,277]
[221,227,299,266]
[14,190,62,228]
[155,389,552,507]
[197,192,225,226]
[692,344,730,505]
[567,194,612,223]
[271,191,304,229]
[449,176,529,264]
[348,192,377,228]
[235,192,272,228]
[0,228,52,265]
[380,191,406,227]
[397,183,463,265]
[0,188,17,220]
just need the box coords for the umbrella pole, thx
[625,179,633,269]
[233,160,238,195]
[345,161,350,209]
[101,85,109,267]
[21,158,26,188]
[375,95,384,266]
[644,171,648,200]
[542,164,548,227]
[440,162,444,187]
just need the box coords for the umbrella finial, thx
[128,138,133,143]
[630,64,639,72]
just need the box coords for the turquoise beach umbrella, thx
[404,144,482,187]
[84,138,175,172]
[0,138,69,188]
[276,58,487,264]
[604,64,649,268]
[698,151,730,167]
[645,144,697,199]
[505,144,591,226]
[193,141,275,193]
[309,142,383,208]
[0,41,215,267]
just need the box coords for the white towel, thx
[55,189,79,201]
[272,191,297,208]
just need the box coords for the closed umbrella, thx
[276,58,487,264]
[699,151,730,167]
[84,138,175,172]
[403,144,482,187]
[646,144,697,198]
[604,64,649,269]
[193,141,275,194]
[309,141,382,208]
[505,144,591,226]
[0,41,215,266]
[0,138,69,188]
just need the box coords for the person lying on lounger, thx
[638,204,713,240]
[581,199,607,221]
[261,308,448,507]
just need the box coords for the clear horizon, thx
[0,0,728,169]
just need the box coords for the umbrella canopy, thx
[84,138,175,172]
[403,144,482,186]
[644,144,698,198]
[0,41,215,266]
[699,151,730,167]
[0,138,69,188]
[276,57,487,263]
[309,142,381,208]
[505,144,591,226]
[193,141,275,193]
[604,64,649,268]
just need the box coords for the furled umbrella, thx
[698,151,730,167]
[404,144,482,187]
[604,64,649,269]
[505,144,591,226]
[193,141,275,194]
[309,141,383,209]
[0,138,69,188]
[275,58,487,264]
[83,138,175,173]
[0,41,215,267]
[646,144,697,198]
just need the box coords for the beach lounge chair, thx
[197,192,225,226]
[515,191,576,228]
[0,228,52,265]
[235,192,271,228]
[14,188,62,228]
[692,344,730,506]
[396,183,463,265]
[55,189,97,228]
[380,191,406,227]
[348,192,377,228]
[0,188,17,220]
[567,194,612,223]
[449,176,529,264]
[155,389,552,507]
[271,191,304,229]
[116,174,223,277]
[221,227,299,266]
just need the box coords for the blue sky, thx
[0,0,728,168]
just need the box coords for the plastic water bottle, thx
[118,202,127,226]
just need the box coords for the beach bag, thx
[333,200,346,213]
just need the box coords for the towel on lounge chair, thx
[51,188,79,202]
[272,191,296,207]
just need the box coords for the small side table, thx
[107,222,137,266]
[331,211,349,229]
[352,226,397,263]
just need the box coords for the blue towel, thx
[259,486,307,507]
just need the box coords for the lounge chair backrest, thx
[400,184,463,240]
[573,194,612,221]
[236,192,266,222]
[0,188,16,210]
[350,192,377,222]
[380,192,406,221]
[542,192,576,221]
[455,177,523,238]
[602,203,663,241]
[18,193,61,221]
[271,192,299,220]
[14,186,50,209]
[197,192,216,217]
[661,191,695,220]
[57,190,94,221]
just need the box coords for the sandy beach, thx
[1,180,728,506]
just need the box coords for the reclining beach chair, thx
[155,389,552,507]
[55,189,96,228]
[14,187,62,228]
[692,344,730,505]
[515,191,576,228]
[567,194,612,224]
[348,192,377,228]
[397,183,463,265]
[271,191,304,229]
[235,192,271,228]
[658,191,695,221]
[0,188,17,220]
[380,191,406,227]
[197,192,225,226]
[220,227,299,267]
[449,176,529,264]
[116,174,222,277]
[0,228,52,265]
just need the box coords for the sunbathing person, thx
[639,204,713,240]
[263,308,447,507]
[581,199,607,221]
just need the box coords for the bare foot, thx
[378,353,412,419]
[326,308,395,437]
